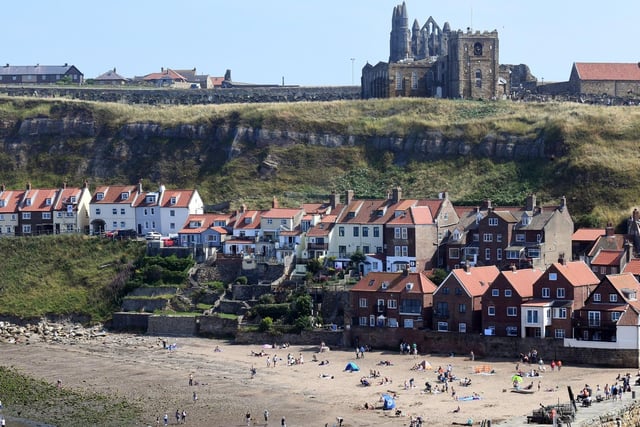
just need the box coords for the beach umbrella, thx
[511,374,523,383]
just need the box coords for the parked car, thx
[145,231,162,240]
[116,229,138,240]
[161,237,175,247]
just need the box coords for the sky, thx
[3,1,639,87]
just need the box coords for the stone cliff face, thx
[0,115,551,186]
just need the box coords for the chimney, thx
[161,67,164,73]
[605,222,614,237]
[272,196,279,209]
[345,190,354,205]
[464,263,471,273]
[634,208,640,222]
[526,193,536,211]
[137,179,143,193]
[240,203,247,213]
[330,191,340,209]
[0,183,5,192]
[558,253,566,265]
[113,67,116,73]
[626,240,633,263]
[26,182,32,191]
[560,195,567,211]
[481,199,492,210]
[392,187,402,203]
[62,181,67,189]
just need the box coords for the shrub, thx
[236,276,248,285]
[259,317,273,332]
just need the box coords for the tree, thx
[428,268,448,286]
[291,294,312,318]
[306,258,323,275]
[350,250,366,266]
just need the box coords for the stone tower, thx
[389,2,411,62]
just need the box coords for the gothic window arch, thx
[411,71,418,89]
[395,71,403,90]
[475,69,482,88]
[473,42,483,56]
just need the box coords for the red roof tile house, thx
[350,271,437,330]
[571,228,606,262]
[573,273,640,346]
[520,260,599,339]
[17,184,58,236]
[0,186,24,236]
[569,62,640,98]
[480,267,543,337]
[433,265,500,333]
[90,184,144,235]
[178,213,233,248]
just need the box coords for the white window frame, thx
[387,299,397,309]
[488,306,495,316]
[488,217,498,226]
[542,288,550,298]
[491,289,499,297]
[483,233,493,242]
[554,329,565,339]
[609,294,618,303]
[593,293,601,302]
[557,288,566,298]
[507,307,517,317]
[359,298,367,308]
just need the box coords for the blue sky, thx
[3,1,639,86]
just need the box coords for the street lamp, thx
[350,58,355,85]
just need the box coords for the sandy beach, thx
[0,334,635,427]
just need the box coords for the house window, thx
[373,227,380,237]
[611,312,621,322]
[436,301,449,316]
[395,71,402,90]
[437,322,448,332]
[557,288,566,298]
[485,248,491,261]
[394,227,401,239]
[170,210,175,217]
[400,299,421,314]
[442,287,449,295]
[528,249,541,259]
[359,317,367,326]
[359,298,367,308]
[475,69,482,88]
[496,234,502,242]
[25,198,31,206]
[0,214,3,221]
[609,294,618,303]
[112,208,117,215]
[120,208,125,215]
[515,234,525,242]
[22,224,31,233]
[170,197,177,205]
[542,288,550,298]
[459,323,467,333]
[112,221,117,229]
[489,218,498,226]
[394,246,401,256]
[411,71,418,89]
[526,310,538,323]
[458,304,466,313]
[593,293,601,302]
[151,208,155,215]
[362,227,369,237]
[491,289,499,297]
[449,248,460,259]
[506,326,518,337]
[45,198,52,205]
[144,222,149,229]
[507,307,517,317]
[120,222,125,228]
[388,318,398,328]
[401,246,408,257]
[553,308,567,319]
[363,245,370,254]
[120,192,129,200]
[588,311,600,327]
[170,223,175,230]
[600,266,607,275]
[267,219,273,225]
[497,248,502,260]
[549,273,557,281]
[22,212,31,219]
[455,287,462,295]
[554,329,565,339]
[401,228,407,239]
[339,227,345,237]
[369,315,375,327]
[353,227,359,237]
[95,208,101,215]
[42,212,51,220]
[483,233,493,242]
[504,289,512,297]
[388,299,397,309]
[488,306,495,316]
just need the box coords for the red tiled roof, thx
[551,261,599,287]
[160,190,197,209]
[591,249,623,266]
[501,268,544,298]
[351,271,436,294]
[0,190,25,213]
[54,188,82,210]
[607,273,640,296]
[623,259,640,275]
[92,185,140,204]
[143,69,187,82]
[572,228,605,241]
[574,63,640,81]
[21,188,58,212]
[262,208,302,219]
[449,265,500,297]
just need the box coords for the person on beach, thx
[264,409,269,422]
[189,373,193,386]
[181,410,186,423]
[163,413,168,426]
[246,411,251,426]
[281,416,286,427]
[193,391,198,403]
[175,410,180,424]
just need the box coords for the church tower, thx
[389,2,411,62]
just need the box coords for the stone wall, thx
[197,315,239,338]
[110,312,150,332]
[234,329,345,348]
[147,315,198,336]
[0,86,360,105]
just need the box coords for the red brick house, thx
[350,271,437,330]
[432,265,500,333]
[520,260,599,339]
[17,183,58,236]
[481,267,543,337]
[573,273,640,343]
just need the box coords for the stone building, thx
[361,2,509,100]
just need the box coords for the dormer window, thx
[120,192,129,200]
[244,217,252,224]
[146,195,156,203]
[96,192,104,201]
[521,214,531,226]
[189,221,203,228]
[25,198,32,206]
[170,197,177,205]
[45,198,52,205]
[69,196,77,204]
[347,212,356,218]
[0,200,4,208]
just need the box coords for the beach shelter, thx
[344,361,360,372]
[381,394,396,410]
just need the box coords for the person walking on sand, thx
[264,409,269,422]
[189,373,193,386]
[246,411,251,426]
[175,409,180,424]
[181,410,186,424]
[163,413,168,427]
[281,416,286,427]
[193,391,198,403]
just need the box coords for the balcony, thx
[307,242,328,250]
